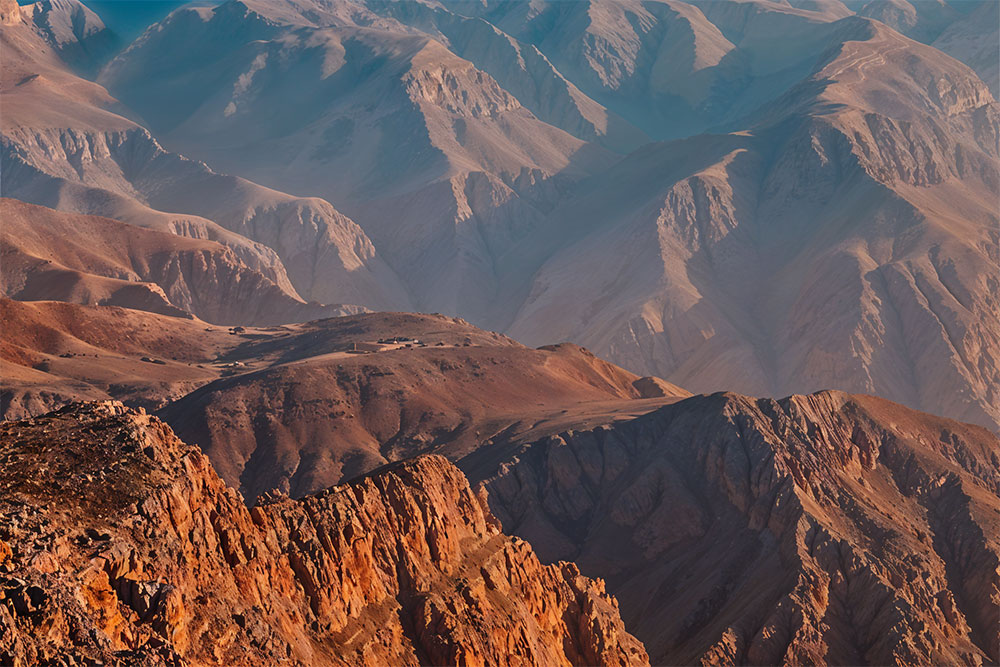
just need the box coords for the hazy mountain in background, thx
[505,17,1000,432]
[91,0,999,432]
[100,0,617,322]
[2,0,409,313]
[84,0,200,41]
[0,199,368,325]
[11,0,120,74]
[932,0,1000,97]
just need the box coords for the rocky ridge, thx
[480,390,1000,665]
[0,401,647,666]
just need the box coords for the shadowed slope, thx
[478,390,1000,664]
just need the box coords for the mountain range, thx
[5,0,995,431]
[1,0,999,665]
[3,389,997,664]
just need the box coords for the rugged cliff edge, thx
[480,390,1000,665]
[0,402,647,666]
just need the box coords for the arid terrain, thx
[477,390,1000,665]
[3,0,997,432]
[1,0,999,665]
[2,298,687,498]
[93,0,1000,433]
[2,390,997,665]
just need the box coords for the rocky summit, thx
[0,402,646,666]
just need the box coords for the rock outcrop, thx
[0,402,647,666]
[480,390,1000,665]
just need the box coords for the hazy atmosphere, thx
[2,0,998,664]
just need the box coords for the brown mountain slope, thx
[0,401,647,666]
[157,311,688,502]
[1,301,465,420]
[476,390,1000,665]
[0,298,252,418]
[0,300,687,496]
[0,199,363,326]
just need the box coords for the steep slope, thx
[100,0,613,322]
[507,17,1000,433]
[931,0,999,97]
[158,311,687,502]
[0,2,407,312]
[15,0,120,75]
[0,402,647,666]
[0,199,364,326]
[477,390,1000,665]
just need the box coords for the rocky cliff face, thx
[479,390,1000,665]
[0,402,647,666]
